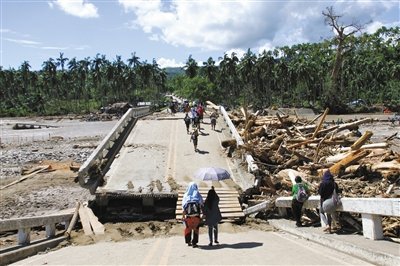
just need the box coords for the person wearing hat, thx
[291,176,309,227]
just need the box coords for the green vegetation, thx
[1,8,399,116]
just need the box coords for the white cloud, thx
[52,0,99,18]
[157,57,184,68]
[119,0,399,55]
[41,46,68,50]
[4,38,41,46]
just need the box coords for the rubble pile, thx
[227,108,399,237]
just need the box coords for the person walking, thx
[203,186,222,246]
[184,113,191,134]
[210,111,219,130]
[190,128,199,152]
[318,169,340,233]
[182,182,204,248]
[291,176,309,227]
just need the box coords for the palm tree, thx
[56,52,69,72]
[184,55,198,78]
[202,57,218,83]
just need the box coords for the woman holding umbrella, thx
[203,186,222,246]
[182,182,204,248]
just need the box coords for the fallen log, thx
[221,138,237,148]
[371,160,400,171]
[350,131,373,150]
[276,113,293,137]
[329,150,370,175]
[338,143,388,152]
[312,108,329,139]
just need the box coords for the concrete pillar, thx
[18,228,31,245]
[46,223,56,238]
[278,207,287,217]
[361,213,383,240]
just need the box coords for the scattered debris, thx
[0,165,52,190]
[229,107,400,237]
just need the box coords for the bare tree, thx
[322,6,366,103]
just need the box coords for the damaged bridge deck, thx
[94,112,248,220]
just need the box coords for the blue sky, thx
[1,0,399,70]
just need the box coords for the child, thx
[190,129,199,152]
[210,111,219,130]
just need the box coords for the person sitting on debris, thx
[182,182,204,248]
[291,176,309,227]
[318,170,340,233]
[203,186,222,246]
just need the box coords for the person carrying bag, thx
[318,169,341,233]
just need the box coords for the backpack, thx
[185,202,200,216]
[296,184,308,203]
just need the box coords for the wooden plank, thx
[176,212,244,220]
[78,205,93,236]
[176,203,241,210]
[176,207,243,215]
[1,166,50,190]
[176,190,243,220]
[84,206,104,235]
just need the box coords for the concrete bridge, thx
[1,107,399,265]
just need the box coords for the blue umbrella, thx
[194,167,231,181]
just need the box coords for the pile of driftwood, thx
[224,107,399,237]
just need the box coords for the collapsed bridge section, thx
[78,109,247,221]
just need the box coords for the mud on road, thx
[0,112,398,248]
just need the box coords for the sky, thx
[1,0,399,70]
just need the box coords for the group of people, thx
[181,169,341,248]
[182,182,222,247]
[291,169,341,233]
[183,101,220,152]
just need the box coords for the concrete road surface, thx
[12,230,373,265]
[98,112,254,195]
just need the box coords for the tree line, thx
[177,26,399,113]
[1,14,399,116]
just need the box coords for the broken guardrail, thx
[0,210,74,265]
[78,107,151,194]
[219,106,258,173]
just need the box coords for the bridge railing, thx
[78,107,151,192]
[274,196,400,240]
[0,211,74,246]
[219,106,258,173]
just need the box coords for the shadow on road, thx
[196,149,209,155]
[199,242,263,250]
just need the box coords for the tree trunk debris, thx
[228,108,399,238]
